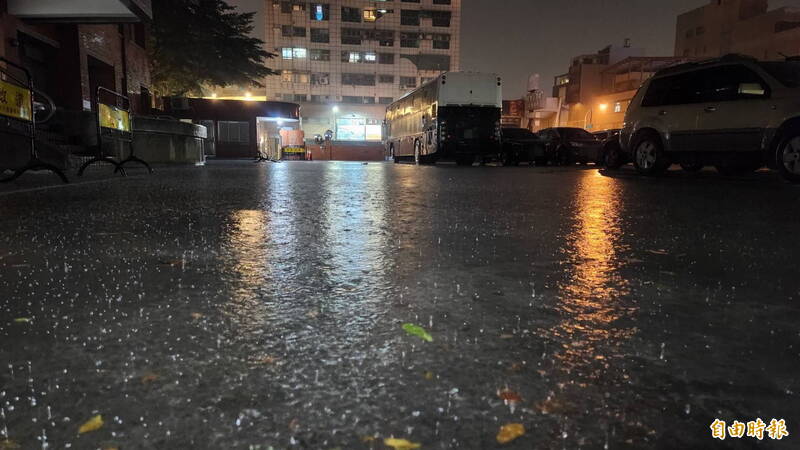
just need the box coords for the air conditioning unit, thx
[170,97,190,110]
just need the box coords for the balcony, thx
[8,0,152,23]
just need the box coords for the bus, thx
[384,72,502,166]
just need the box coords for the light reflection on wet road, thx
[0,161,798,449]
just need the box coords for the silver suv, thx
[620,55,800,182]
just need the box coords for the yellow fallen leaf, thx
[423,371,434,380]
[0,439,21,450]
[78,415,104,434]
[141,373,159,384]
[190,312,204,320]
[496,423,525,444]
[361,435,376,442]
[13,318,30,324]
[384,437,421,449]
[253,355,278,365]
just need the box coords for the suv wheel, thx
[500,149,518,166]
[555,146,571,166]
[603,144,623,169]
[633,133,668,176]
[777,133,800,183]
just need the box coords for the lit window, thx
[614,102,622,113]
[282,48,293,59]
[349,52,361,63]
[363,9,377,22]
[282,70,293,82]
[364,52,377,62]
[292,48,307,58]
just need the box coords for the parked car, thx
[538,127,603,165]
[620,54,800,182]
[500,127,548,166]
[593,129,628,169]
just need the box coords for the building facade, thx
[527,44,689,133]
[1,0,153,114]
[675,0,800,60]
[224,0,461,141]
[549,43,645,130]
[1,0,153,170]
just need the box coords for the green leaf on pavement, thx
[402,323,433,342]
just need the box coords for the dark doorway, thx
[18,33,58,96]
[87,56,116,110]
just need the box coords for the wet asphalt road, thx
[0,161,799,449]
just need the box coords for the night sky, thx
[228,0,798,99]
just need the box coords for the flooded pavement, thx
[1,160,799,449]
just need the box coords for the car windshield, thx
[757,61,800,88]
[503,128,536,139]
[559,128,596,140]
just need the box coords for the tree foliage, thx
[151,0,276,96]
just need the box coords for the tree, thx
[150,0,277,96]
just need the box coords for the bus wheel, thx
[414,140,422,165]
[390,145,400,164]
[456,156,473,166]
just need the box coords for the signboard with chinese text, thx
[98,103,131,132]
[0,78,32,121]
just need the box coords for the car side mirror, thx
[739,83,766,97]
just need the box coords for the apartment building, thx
[675,0,800,60]
[549,43,644,129]
[262,0,461,140]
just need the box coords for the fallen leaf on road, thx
[402,324,433,342]
[423,371,434,380]
[306,309,320,319]
[646,249,669,255]
[141,373,159,384]
[498,389,522,404]
[496,423,525,444]
[0,439,21,449]
[78,415,104,434]
[499,334,515,339]
[252,355,278,365]
[13,318,30,324]
[384,437,421,449]
[190,312,204,320]
[361,435,375,443]
[158,259,182,266]
[508,362,524,372]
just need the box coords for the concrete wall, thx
[132,117,207,164]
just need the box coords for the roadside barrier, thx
[77,87,152,176]
[0,57,68,183]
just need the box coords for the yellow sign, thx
[98,103,130,132]
[0,78,32,121]
[282,146,305,154]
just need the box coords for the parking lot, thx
[1,160,798,449]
